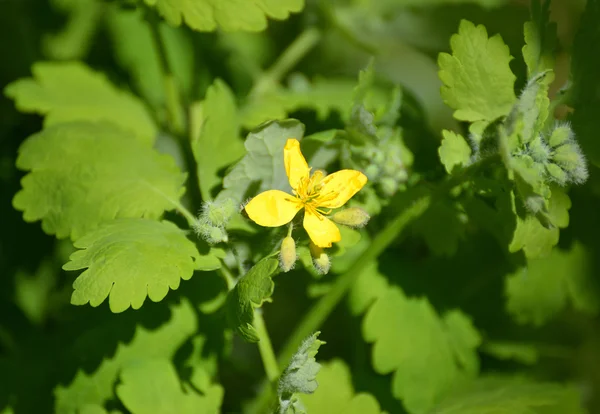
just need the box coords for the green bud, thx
[202,198,237,227]
[309,242,330,275]
[379,177,398,197]
[373,150,385,165]
[364,164,380,180]
[545,163,567,185]
[331,207,370,228]
[529,135,550,164]
[548,125,573,148]
[394,169,408,183]
[279,236,297,272]
[193,220,228,244]
[552,144,582,172]
[382,158,399,176]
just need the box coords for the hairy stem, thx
[254,309,280,383]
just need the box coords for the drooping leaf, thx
[506,242,599,326]
[278,332,325,414]
[13,122,185,241]
[143,0,304,32]
[439,130,472,174]
[363,287,481,414]
[116,359,223,414]
[438,20,516,123]
[216,119,305,204]
[63,218,220,313]
[225,257,279,342]
[430,376,585,414]
[192,79,245,200]
[301,359,384,414]
[509,187,571,259]
[54,299,197,412]
[4,62,157,145]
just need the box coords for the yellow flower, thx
[244,138,368,248]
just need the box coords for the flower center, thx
[296,170,325,205]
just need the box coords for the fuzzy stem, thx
[254,309,280,383]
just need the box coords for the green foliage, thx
[430,376,585,413]
[64,218,220,312]
[363,286,481,413]
[278,332,325,414]
[144,0,304,32]
[116,359,223,414]
[439,130,472,173]
[12,122,185,240]
[225,257,279,342]
[506,242,599,326]
[4,62,157,145]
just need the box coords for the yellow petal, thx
[317,169,368,208]
[303,209,341,248]
[245,190,302,227]
[284,138,310,191]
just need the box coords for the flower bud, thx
[202,198,237,227]
[364,164,380,180]
[545,163,567,185]
[548,125,573,148]
[331,207,370,228]
[309,242,330,275]
[193,220,228,244]
[279,236,297,272]
[379,177,398,197]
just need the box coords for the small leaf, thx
[522,0,558,77]
[13,122,185,241]
[225,257,279,342]
[4,62,156,145]
[438,20,516,123]
[143,0,304,32]
[439,130,472,174]
[363,287,480,414]
[216,119,305,204]
[431,376,585,414]
[506,242,599,326]
[301,359,384,414]
[192,79,245,200]
[278,332,325,414]
[116,359,223,414]
[64,218,219,313]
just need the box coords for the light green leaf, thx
[412,198,466,257]
[506,242,599,326]
[347,261,388,316]
[302,359,384,414]
[438,20,516,123]
[225,257,279,342]
[77,405,112,414]
[143,0,304,32]
[439,130,472,174]
[192,79,245,200]
[14,260,58,325]
[363,287,480,414]
[4,62,156,145]
[430,376,585,414]
[106,7,195,112]
[116,359,223,414]
[13,122,185,241]
[278,332,325,414]
[64,218,219,313]
[54,299,197,412]
[509,187,571,259]
[216,119,305,204]
[522,0,557,77]
[481,341,540,365]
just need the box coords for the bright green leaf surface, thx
[116,359,223,414]
[216,119,305,204]
[509,187,571,259]
[522,1,557,77]
[430,376,585,414]
[192,79,245,200]
[13,122,185,241]
[64,218,218,312]
[347,261,388,316]
[506,242,599,326]
[438,20,516,123]
[143,0,304,32]
[54,299,197,412]
[225,257,279,342]
[302,359,384,414]
[439,130,472,174]
[363,287,480,414]
[4,62,156,145]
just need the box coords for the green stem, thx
[250,27,321,97]
[219,262,236,291]
[146,8,186,135]
[254,309,280,383]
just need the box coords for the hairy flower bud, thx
[331,207,370,228]
[309,242,330,275]
[193,220,228,244]
[202,198,237,227]
[279,236,297,272]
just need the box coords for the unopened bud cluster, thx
[193,198,237,244]
[309,242,330,275]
